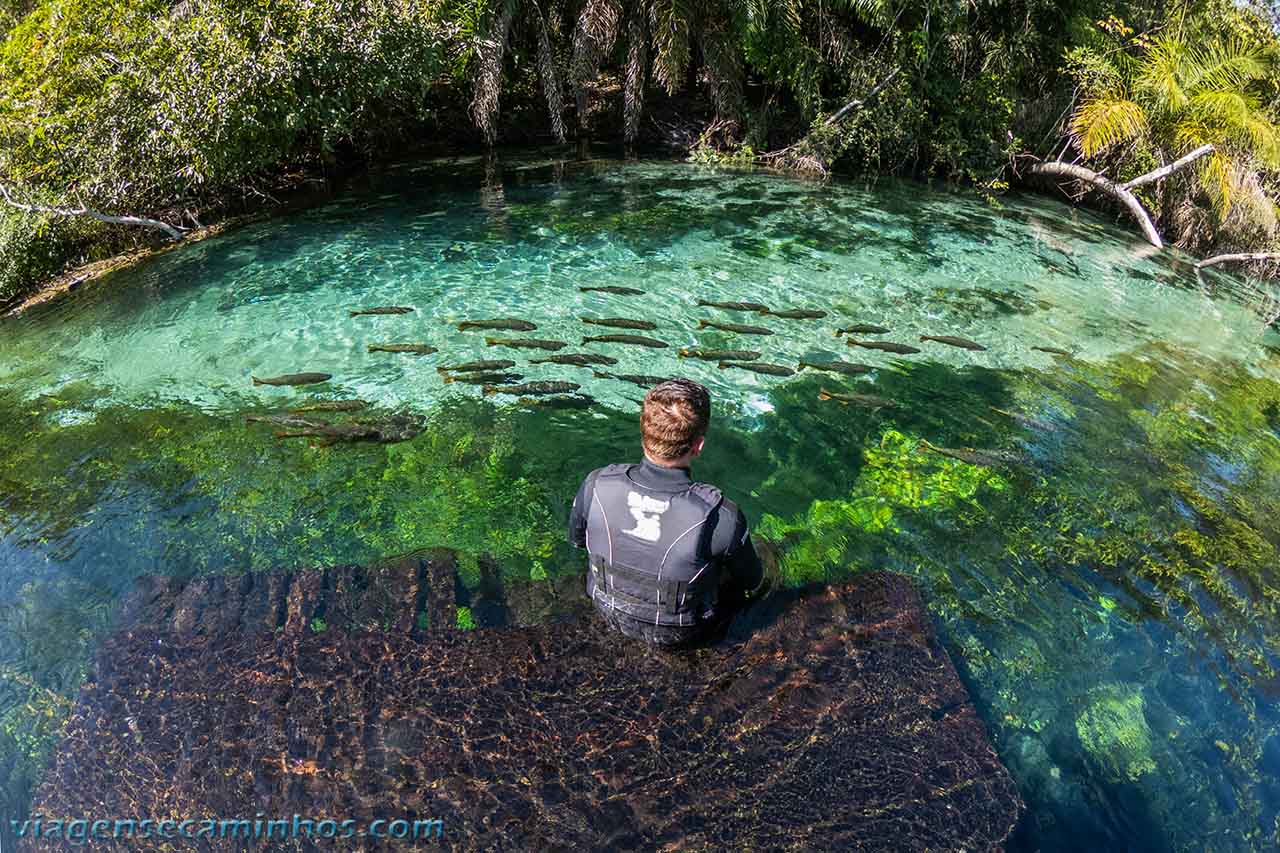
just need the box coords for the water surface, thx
[3,155,1280,850]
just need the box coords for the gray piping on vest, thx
[592,490,615,612]
[656,519,706,626]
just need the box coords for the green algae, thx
[1075,683,1158,782]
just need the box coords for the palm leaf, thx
[650,0,694,94]
[1197,150,1234,217]
[530,0,567,142]
[1183,39,1271,94]
[470,0,520,145]
[623,4,648,142]
[1135,34,1189,118]
[1070,97,1148,157]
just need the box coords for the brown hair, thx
[641,379,711,461]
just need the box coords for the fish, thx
[350,306,414,316]
[581,334,669,348]
[486,337,569,351]
[834,324,891,336]
[581,286,644,295]
[367,343,438,355]
[288,399,370,413]
[678,348,761,361]
[581,317,658,331]
[918,440,1025,469]
[442,372,524,385]
[845,339,920,354]
[529,353,619,367]
[482,381,581,396]
[519,394,597,409]
[697,320,774,335]
[760,308,827,320]
[251,372,333,386]
[920,335,987,351]
[817,388,898,409]
[796,360,873,376]
[593,371,668,387]
[436,360,517,373]
[697,299,771,312]
[274,417,422,445]
[990,407,1060,433]
[718,361,796,377]
[458,318,538,332]
[1031,346,1072,356]
[245,414,321,428]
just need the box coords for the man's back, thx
[569,457,763,645]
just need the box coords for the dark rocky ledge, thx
[25,551,1022,851]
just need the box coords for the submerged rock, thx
[26,556,1021,851]
[1075,683,1157,782]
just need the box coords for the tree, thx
[1049,26,1280,245]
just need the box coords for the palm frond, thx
[1240,114,1280,168]
[570,0,622,126]
[1135,34,1189,118]
[1197,150,1234,217]
[470,0,520,145]
[650,0,695,94]
[1184,39,1271,94]
[530,0,566,142]
[623,4,648,143]
[1070,97,1148,157]
[700,26,743,122]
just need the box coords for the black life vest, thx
[583,463,725,627]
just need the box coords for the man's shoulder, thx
[586,462,632,481]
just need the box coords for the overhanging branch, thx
[1196,251,1280,269]
[1027,160,1163,248]
[0,183,186,240]
[1121,144,1214,190]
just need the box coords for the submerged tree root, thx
[24,553,1022,851]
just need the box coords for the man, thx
[568,378,766,647]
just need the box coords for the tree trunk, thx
[1026,161,1163,248]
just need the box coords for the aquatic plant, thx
[1074,683,1157,782]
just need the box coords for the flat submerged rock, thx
[26,552,1022,851]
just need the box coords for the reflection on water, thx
[2,156,1280,850]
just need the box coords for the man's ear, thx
[692,436,706,457]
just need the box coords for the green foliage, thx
[309,617,328,633]
[0,0,451,300]
[455,606,476,630]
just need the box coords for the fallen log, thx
[23,552,1022,851]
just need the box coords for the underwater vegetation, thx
[1076,683,1157,783]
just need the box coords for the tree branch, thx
[1027,160,1163,247]
[1196,252,1280,269]
[822,66,902,127]
[0,183,185,240]
[1121,144,1214,190]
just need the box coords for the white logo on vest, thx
[622,491,671,542]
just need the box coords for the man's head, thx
[641,378,711,467]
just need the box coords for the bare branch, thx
[1121,144,1214,190]
[1196,252,1280,269]
[0,183,185,240]
[1027,161,1163,247]
[822,66,901,127]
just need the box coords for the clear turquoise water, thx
[3,154,1280,849]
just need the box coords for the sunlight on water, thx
[3,154,1280,851]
